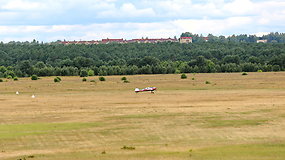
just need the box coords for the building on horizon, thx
[257,39,268,43]
[179,37,193,43]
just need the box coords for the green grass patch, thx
[117,113,184,119]
[204,119,268,128]
[0,122,101,139]
[228,109,274,115]
[192,143,285,160]
[9,143,285,160]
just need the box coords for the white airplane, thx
[135,87,157,93]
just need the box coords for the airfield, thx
[0,72,285,160]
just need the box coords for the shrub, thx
[121,77,127,81]
[257,69,263,72]
[242,72,248,76]
[80,69,88,77]
[88,69,95,76]
[54,77,61,82]
[192,77,195,80]
[56,77,61,81]
[82,78,87,82]
[90,80,96,82]
[13,77,18,81]
[31,75,38,80]
[205,81,211,84]
[121,146,135,150]
[99,76,106,81]
[181,73,187,79]
[7,75,12,79]
[0,79,3,82]
[123,80,130,83]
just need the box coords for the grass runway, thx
[0,72,285,160]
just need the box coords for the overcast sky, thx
[0,0,284,42]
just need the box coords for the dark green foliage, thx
[0,79,3,82]
[99,76,106,81]
[4,70,16,78]
[121,77,127,81]
[6,75,12,79]
[54,77,61,82]
[88,69,94,76]
[56,77,61,81]
[121,146,135,150]
[181,73,187,79]
[205,81,211,84]
[82,78,87,82]
[80,69,88,77]
[90,80,96,82]
[27,155,35,158]
[13,77,18,81]
[123,80,130,83]
[54,78,60,83]
[31,75,38,80]
[242,72,248,76]
[0,35,284,78]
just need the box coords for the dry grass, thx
[0,72,285,160]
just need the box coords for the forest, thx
[0,33,285,78]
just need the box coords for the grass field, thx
[0,72,285,160]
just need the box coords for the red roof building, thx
[180,37,193,43]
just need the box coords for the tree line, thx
[181,32,285,43]
[0,40,285,78]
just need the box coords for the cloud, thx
[0,0,284,41]
[97,3,156,18]
[0,16,255,42]
[1,0,46,11]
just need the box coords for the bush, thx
[90,80,96,82]
[242,72,248,76]
[80,69,88,77]
[181,73,187,79]
[257,69,263,72]
[88,69,95,76]
[192,77,195,80]
[121,146,135,150]
[205,81,211,84]
[82,78,87,82]
[123,80,130,83]
[6,75,12,79]
[13,77,18,81]
[121,77,127,81]
[56,77,61,81]
[99,76,106,81]
[54,77,61,82]
[0,79,3,82]
[31,75,38,80]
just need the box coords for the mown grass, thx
[116,113,184,119]
[227,109,274,115]
[0,122,101,139]
[1,73,285,160]
[204,119,268,128]
[9,143,285,160]
[192,143,285,160]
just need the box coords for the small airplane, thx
[135,87,157,93]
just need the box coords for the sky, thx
[0,0,284,42]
